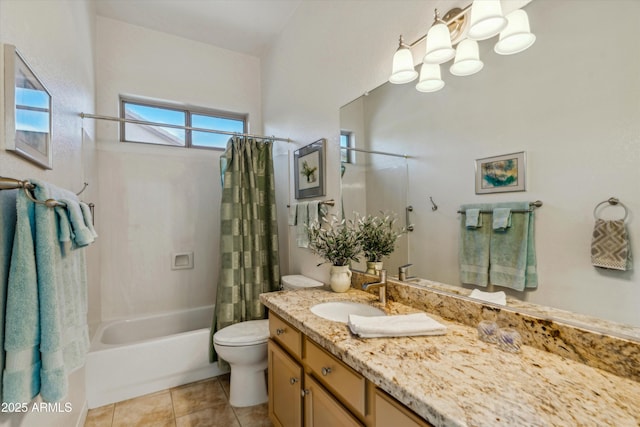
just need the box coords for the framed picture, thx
[475,151,526,194]
[294,139,325,199]
[2,44,52,169]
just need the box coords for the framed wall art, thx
[3,44,52,169]
[475,151,526,194]
[294,138,325,199]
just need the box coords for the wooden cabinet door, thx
[268,340,303,427]
[303,374,363,427]
[375,389,433,427]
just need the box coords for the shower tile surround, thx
[260,273,640,427]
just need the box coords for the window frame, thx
[340,131,353,164]
[119,96,248,150]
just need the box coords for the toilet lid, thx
[214,319,269,346]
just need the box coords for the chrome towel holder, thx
[593,197,628,221]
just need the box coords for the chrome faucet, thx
[362,269,387,304]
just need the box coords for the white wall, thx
[263,0,640,327]
[95,17,262,320]
[0,0,96,425]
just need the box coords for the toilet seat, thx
[213,319,269,347]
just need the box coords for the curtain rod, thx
[340,146,409,159]
[79,113,294,143]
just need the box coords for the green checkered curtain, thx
[210,136,280,364]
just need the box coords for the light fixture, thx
[416,63,444,93]
[423,9,456,65]
[467,0,507,41]
[450,39,484,76]
[389,35,418,84]
[388,2,535,93]
[494,10,536,55]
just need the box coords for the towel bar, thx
[287,199,335,208]
[457,200,542,214]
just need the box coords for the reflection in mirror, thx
[340,97,409,275]
[338,0,640,334]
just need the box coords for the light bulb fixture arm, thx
[409,4,471,49]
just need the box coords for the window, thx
[120,97,247,149]
[340,131,352,163]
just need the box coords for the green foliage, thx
[357,213,405,262]
[307,215,361,266]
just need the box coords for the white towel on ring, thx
[348,313,446,338]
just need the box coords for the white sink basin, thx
[310,301,385,323]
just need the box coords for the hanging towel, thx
[591,219,632,271]
[492,208,512,231]
[79,202,98,239]
[296,202,309,248]
[489,202,538,291]
[465,208,482,228]
[469,289,507,306]
[0,190,18,403]
[288,203,298,226]
[308,200,320,224]
[459,204,492,287]
[348,313,447,338]
[3,180,90,403]
[59,198,94,247]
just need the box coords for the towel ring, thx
[593,197,628,222]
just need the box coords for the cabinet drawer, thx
[375,389,433,427]
[305,337,365,417]
[269,313,302,359]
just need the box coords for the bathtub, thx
[86,305,226,408]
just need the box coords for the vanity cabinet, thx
[268,312,432,427]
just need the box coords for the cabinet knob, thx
[289,377,299,385]
[321,367,332,376]
[276,328,285,336]
[301,389,310,397]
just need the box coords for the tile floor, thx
[84,374,273,427]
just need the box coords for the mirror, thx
[339,0,640,331]
[340,96,409,275]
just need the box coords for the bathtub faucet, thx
[362,269,387,305]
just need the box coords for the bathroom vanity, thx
[260,280,640,427]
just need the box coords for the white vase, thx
[329,265,352,293]
[365,261,383,275]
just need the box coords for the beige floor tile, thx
[84,404,115,427]
[112,390,175,427]
[171,378,228,417]
[175,405,240,427]
[218,373,231,399]
[234,403,273,427]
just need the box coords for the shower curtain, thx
[210,136,280,363]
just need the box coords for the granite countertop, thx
[260,288,640,427]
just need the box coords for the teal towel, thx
[3,180,90,403]
[0,190,18,403]
[489,202,538,291]
[492,208,512,230]
[465,209,482,229]
[59,198,94,247]
[459,204,492,287]
[79,202,98,239]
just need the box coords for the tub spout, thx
[362,270,387,304]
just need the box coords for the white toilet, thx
[213,319,270,407]
[213,275,323,407]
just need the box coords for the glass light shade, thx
[423,22,456,65]
[416,63,444,93]
[494,10,536,55]
[467,0,508,41]
[389,46,418,84]
[450,39,484,76]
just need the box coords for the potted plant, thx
[307,215,361,292]
[357,213,405,274]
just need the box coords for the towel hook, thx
[429,196,438,212]
[593,197,628,222]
